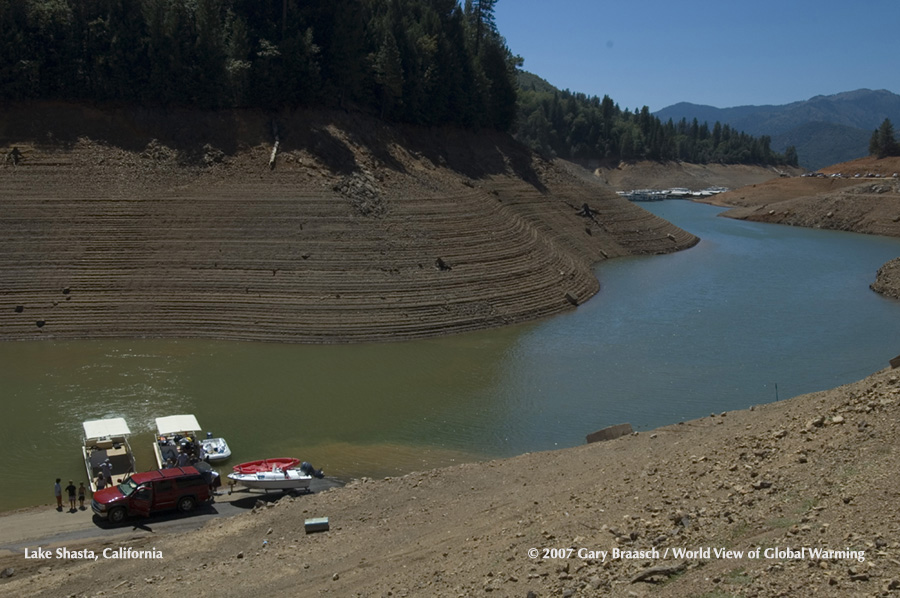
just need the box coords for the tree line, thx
[0,0,518,130]
[869,119,900,158]
[2,0,799,167]
[514,76,799,167]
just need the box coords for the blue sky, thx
[494,0,900,111]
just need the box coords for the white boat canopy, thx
[82,418,131,441]
[155,414,201,436]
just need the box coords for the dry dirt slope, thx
[0,103,697,343]
[2,364,900,597]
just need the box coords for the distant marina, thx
[617,186,729,201]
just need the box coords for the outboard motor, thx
[300,461,325,479]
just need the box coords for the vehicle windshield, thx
[118,478,139,497]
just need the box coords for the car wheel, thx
[108,507,126,524]
[177,496,196,513]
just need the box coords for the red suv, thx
[92,465,213,524]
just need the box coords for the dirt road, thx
[0,478,341,557]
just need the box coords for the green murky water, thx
[3,201,900,514]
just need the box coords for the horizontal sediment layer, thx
[0,104,697,343]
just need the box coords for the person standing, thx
[100,459,113,486]
[54,478,62,511]
[65,480,77,512]
[78,482,87,510]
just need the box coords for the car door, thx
[132,485,153,517]
[153,479,177,510]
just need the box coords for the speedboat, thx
[200,434,232,462]
[153,414,231,468]
[82,418,137,492]
[227,458,324,492]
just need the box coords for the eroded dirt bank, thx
[0,103,698,343]
[592,160,799,192]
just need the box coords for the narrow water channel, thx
[3,201,900,513]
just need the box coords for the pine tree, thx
[784,146,798,167]
[372,30,404,118]
[873,118,899,158]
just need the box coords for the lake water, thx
[3,201,900,513]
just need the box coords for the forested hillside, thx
[0,0,518,130]
[2,1,797,168]
[655,89,900,169]
[515,72,798,167]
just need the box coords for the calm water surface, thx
[3,201,900,513]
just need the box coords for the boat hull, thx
[227,469,312,491]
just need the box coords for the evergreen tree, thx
[871,118,899,158]
[784,145,799,167]
[514,79,796,166]
[371,29,404,118]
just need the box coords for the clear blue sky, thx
[494,0,900,111]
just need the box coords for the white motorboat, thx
[82,418,136,492]
[153,414,231,468]
[228,468,313,491]
[227,458,323,492]
[200,434,232,462]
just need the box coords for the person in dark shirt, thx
[65,480,77,512]
[54,479,63,511]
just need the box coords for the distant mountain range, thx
[655,89,900,170]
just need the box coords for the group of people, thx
[97,457,114,490]
[54,478,87,512]
[54,458,115,512]
[160,435,206,468]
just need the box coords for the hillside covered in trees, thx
[515,72,799,167]
[0,0,518,131]
[3,0,796,168]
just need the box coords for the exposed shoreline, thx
[2,364,899,597]
[0,103,700,344]
[4,105,900,596]
[5,105,894,343]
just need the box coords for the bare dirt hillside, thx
[710,156,900,299]
[3,364,900,597]
[593,160,800,191]
[0,103,700,343]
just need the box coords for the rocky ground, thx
[2,364,900,597]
